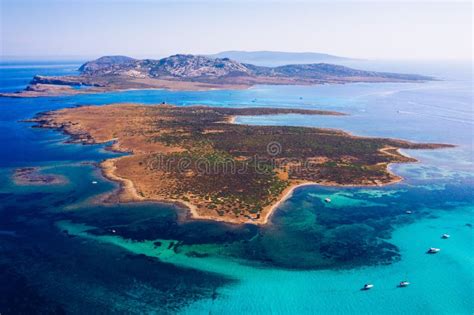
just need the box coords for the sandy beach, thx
[99,156,404,225]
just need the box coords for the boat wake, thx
[397,110,473,125]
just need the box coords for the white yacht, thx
[325,198,331,203]
[442,234,450,239]
[427,247,440,254]
[362,283,374,290]
[399,281,410,287]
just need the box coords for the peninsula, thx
[30,104,452,224]
[2,54,432,97]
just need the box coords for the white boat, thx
[427,247,440,254]
[362,283,374,290]
[325,198,331,203]
[92,181,98,184]
[399,281,410,287]
[441,234,450,239]
[405,210,412,214]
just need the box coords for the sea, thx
[0,59,472,314]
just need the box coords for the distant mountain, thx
[207,51,351,66]
[1,54,432,98]
[78,55,136,73]
[78,54,252,78]
[76,54,429,83]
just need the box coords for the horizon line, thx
[1,51,473,63]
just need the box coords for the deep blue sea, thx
[0,60,472,314]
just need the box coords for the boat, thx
[325,198,331,203]
[399,281,410,287]
[441,234,450,239]
[362,283,374,290]
[405,210,412,214]
[92,181,98,184]
[427,247,440,254]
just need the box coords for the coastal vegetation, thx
[30,104,452,224]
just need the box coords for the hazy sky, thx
[0,0,472,60]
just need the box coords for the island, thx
[1,54,432,97]
[28,104,453,224]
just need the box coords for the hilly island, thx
[2,54,432,97]
[30,104,452,224]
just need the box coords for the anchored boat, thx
[427,247,440,254]
[362,283,374,290]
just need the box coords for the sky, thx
[0,0,472,60]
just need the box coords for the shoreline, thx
[98,156,405,226]
[0,75,432,99]
[30,103,453,226]
[0,82,252,98]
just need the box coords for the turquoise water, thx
[181,207,473,314]
[0,61,472,314]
